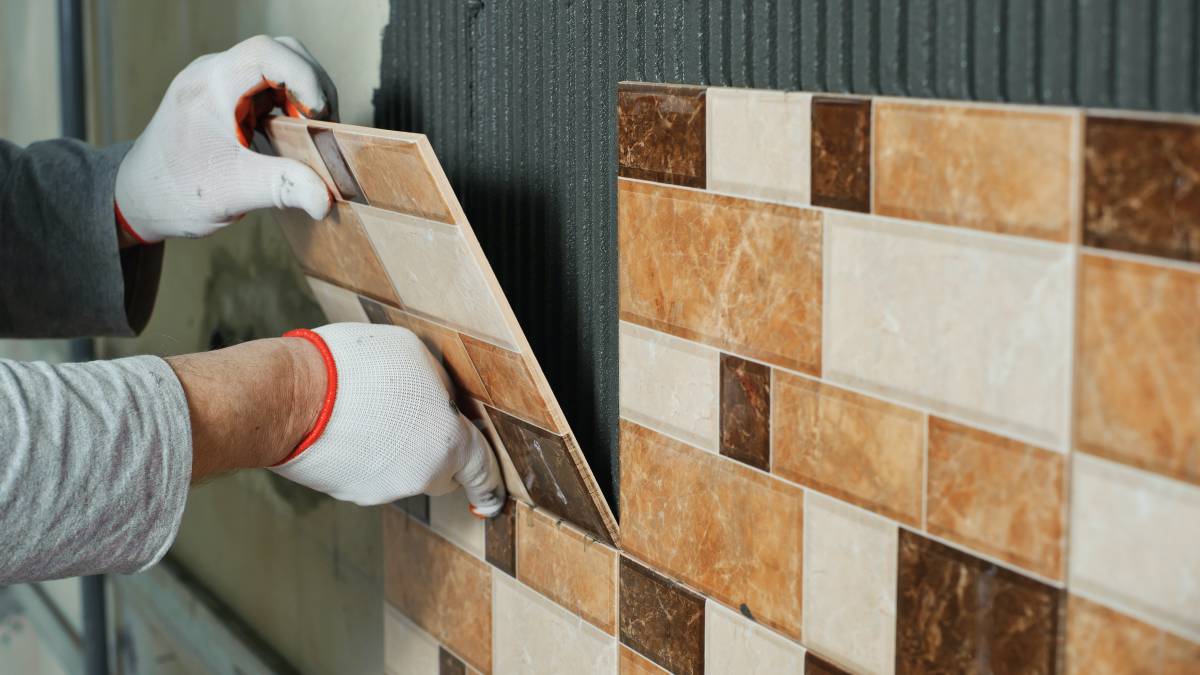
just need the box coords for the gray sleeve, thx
[0,138,164,338]
[0,355,192,584]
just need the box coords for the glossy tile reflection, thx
[619,556,705,675]
[811,97,871,212]
[618,83,706,188]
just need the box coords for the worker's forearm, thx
[166,337,325,482]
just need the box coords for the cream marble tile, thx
[823,212,1074,449]
[619,321,720,453]
[305,276,370,323]
[354,204,517,350]
[492,570,619,674]
[1069,453,1200,642]
[429,488,485,560]
[705,600,805,674]
[803,491,898,675]
[384,603,439,675]
[707,88,811,204]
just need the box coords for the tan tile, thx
[276,203,400,305]
[874,101,1079,241]
[305,276,370,323]
[331,128,455,223]
[493,570,618,674]
[361,302,491,404]
[620,420,803,639]
[619,646,668,674]
[927,417,1065,579]
[460,335,559,432]
[619,179,822,374]
[706,87,811,204]
[772,373,923,526]
[1066,595,1200,675]
[1075,254,1200,486]
[383,509,491,673]
[516,503,619,634]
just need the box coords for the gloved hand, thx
[115,35,338,243]
[271,323,507,516]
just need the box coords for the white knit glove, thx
[115,35,337,243]
[271,323,507,516]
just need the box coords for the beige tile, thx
[492,570,619,674]
[803,491,898,675]
[305,276,369,323]
[1069,454,1200,643]
[823,211,1074,449]
[355,204,517,350]
[705,600,805,674]
[429,488,485,559]
[383,603,439,675]
[619,321,720,453]
[707,88,811,204]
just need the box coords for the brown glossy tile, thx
[485,406,616,544]
[772,374,923,526]
[1075,254,1200,486]
[332,129,455,223]
[1066,594,1200,675]
[275,202,400,305]
[620,420,803,639]
[438,647,466,675]
[619,179,823,374]
[928,418,1065,579]
[617,82,706,188]
[392,494,430,525]
[460,335,558,432]
[896,530,1062,675]
[805,652,851,675]
[308,127,367,204]
[1084,116,1200,263]
[718,353,770,471]
[619,556,705,675]
[811,97,871,212]
[874,101,1078,241]
[383,509,491,673]
[516,503,619,634]
[619,645,667,674]
[484,498,516,577]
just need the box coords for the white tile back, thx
[305,276,370,323]
[704,600,804,674]
[492,571,618,674]
[707,88,812,205]
[384,603,439,675]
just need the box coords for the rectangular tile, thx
[620,420,804,639]
[493,571,618,674]
[1075,254,1200,486]
[429,488,485,559]
[460,335,559,432]
[811,96,871,212]
[1084,115,1200,263]
[927,417,1066,580]
[896,530,1062,675]
[618,321,720,453]
[803,492,898,675]
[718,354,771,471]
[308,127,367,204]
[618,556,705,675]
[772,373,923,526]
[705,600,805,674]
[1065,594,1200,675]
[384,603,439,675]
[706,87,811,203]
[823,211,1074,448]
[1069,453,1200,642]
[619,646,668,674]
[330,127,455,223]
[516,503,619,634]
[278,203,400,305]
[873,100,1079,241]
[619,179,823,374]
[618,82,706,188]
[383,509,491,673]
[305,276,370,323]
[484,498,516,577]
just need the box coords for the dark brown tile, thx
[438,647,466,675]
[358,295,393,325]
[308,127,367,204]
[619,556,705,675]
[896,530,1063,675]
[485,498,517,577]
[811,97,871,212]
[1084,116,1200,263]
[392,494,429,525]
[805,653,851,675]
[618,82,706,188]
[484,406,614,545]
[719,353,771,471]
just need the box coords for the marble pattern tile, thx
[619,645,668,674]
[772,373,923,526]
[493,571,618,674]
[1084,116,1200,263]
[823,211,1074,449]
[331,129,455,223]
[305,276,370,323]
[619,179,823,374]
[619,320,720,453]
[705,600,805,674]
[1069,453,1200,642]
[460,335,558,432]
[718,354,771,471]
[811,97,871,212]
[384,603,439,675]
[618,556,706,675]
[927,417,1066,580]
[803,492,897,675]
[516,503,619,634]
[308,127,367,204]
[429,488,485,559]
[356,204,518,350]
[383,509,491,673]
[1065,594,1200,675]
[277,203,400,305]
[618,82,706,188]
[1075,254,1200,486]
[896,530,1062,674]
[620,420,804,639]
[873,101,1079,241]
[484,499,516,577]
[438,648,467,675]
[706,87,811,203]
